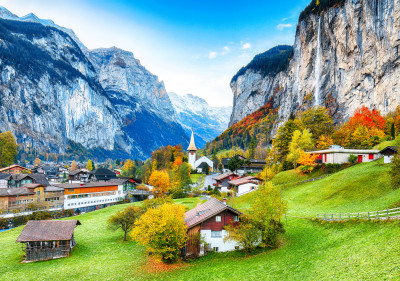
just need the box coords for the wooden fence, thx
[317,207,400,221]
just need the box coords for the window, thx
[36,191,40,195]
[233,216,239,222]
[215,216,221,222]
[211,231,222,238]
[213,247,219,252]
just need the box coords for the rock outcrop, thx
[230,0,400,132]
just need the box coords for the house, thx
[68,169,90,183]
[55,182,124,212]
[228,176,263,196]
[0,184,64,214]
[187,130,214,172]
[88,168,117,182]
[42,165,60,182]
[108,178,140,193]
[0,174,10,188]
[308,146,381,164]
[213,172,239,190]
[379,146,398,164]
[237,159,266,175]
[0,164,31,174]
[221,156,246,173]
[184,198,241,256]
[8,173,50,188]
[16,220,81,262]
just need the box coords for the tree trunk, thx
[124,231,127,241]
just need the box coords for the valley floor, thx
[1,159,400,280]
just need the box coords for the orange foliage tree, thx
[149,170,171,197]
[297,151,319,174]
[346,106,386,131]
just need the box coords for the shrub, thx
[348,154,358,165]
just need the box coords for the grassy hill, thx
[2,159,400,280]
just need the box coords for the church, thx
[187,130,214,173]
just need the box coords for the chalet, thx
[228,176,262,196]
[379,146,399,164]
[184,198,241,256]
[108,178,140,192]
[68,169,90,183]
[42,165,60,181]
[88,168,117,182]
[0,164,31,174]
[55,182,124,212]
[238,159,266,175]
[16,220,81,262]
[308,146,381,164]
[8,173,50,188]
[213,172,239,190]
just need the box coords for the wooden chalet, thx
[0,164,31,174]
[379,146,399,164]
[88,168,117,182]
[16,220,81,262]
[184,198,241,256]
[213,172,239,188]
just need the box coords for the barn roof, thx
[228,176,262,186]
[185,198,241,229]
[0,187,34,197]
[16,220,81,242]
[379,146,399,155]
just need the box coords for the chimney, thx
[223,198,227,205]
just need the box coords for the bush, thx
[348,154,358,165]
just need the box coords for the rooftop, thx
[16,220,81,242]
[213,172,239,181]
[185,198,241,229]
[53,182,118,189]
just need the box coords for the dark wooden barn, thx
[16,220,81,262]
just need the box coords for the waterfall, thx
[314,17,322,106]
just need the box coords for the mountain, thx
[168,93,232,148]
[0,6,189,160]
[229,0,400,133]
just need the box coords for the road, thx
[202,173,217,190]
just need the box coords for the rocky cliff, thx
[168,93,232,148]
[0,7,189,160]
[230,0,400,132]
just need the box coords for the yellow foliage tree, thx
[122,159,135,177]
[86,159,94,171]
[297,151,319,174]
[34,158,41,167]
[130,203,187,263]
[70,160,77,171]
[149,170,171,197]
[316,135,333,149]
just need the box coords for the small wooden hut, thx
[16,220,81,262]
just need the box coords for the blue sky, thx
[0,0,311,106]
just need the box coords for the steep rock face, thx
[168,92,232,148]
[88,48,189,158]
[0,18,125,153]
[230,0,400,131]
[0,7,189,159]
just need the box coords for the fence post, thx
[358,213,359,219]
[339,213,341,221]
[387,209,389,220]
[368,212,370,219]
[377,211,379,220]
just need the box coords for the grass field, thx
[1,160,400,280]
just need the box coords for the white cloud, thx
[241,42,251,50]
[208,51,217,59]
[221,46,230,55]
[276,23,293,30]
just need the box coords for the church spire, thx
[187,130,197,151]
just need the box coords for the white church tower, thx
[187,130,197,169]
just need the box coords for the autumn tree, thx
[108,206,141,241]
[316,135,333,149]
[390,154,400,189]
[34,158,41,167]
[287,129,313,168]
[70,160,77,171]
[86,159,94,171]
[224,215,260,254]
[149,170,171,197]
[273,118,304,162]
[122,159,136,177]
[248,182,286,247]
[0,131,18,167]
[131,203,187,263]
[297,151,319,174]
[301,106,334,141]
[248,137,256,159]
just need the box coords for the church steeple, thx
[187,130,197,151]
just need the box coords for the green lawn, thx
[190,174,203,184]
[2,159,400,280]
[272,168,325,186]
[374,139,400,150]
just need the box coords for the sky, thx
[0,0,311,107]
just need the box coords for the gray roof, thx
[0,187,34,197]
[185,198,241,229]
[53,182,118,189]
[16,220,81,242]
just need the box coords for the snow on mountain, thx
[168,92,232,148]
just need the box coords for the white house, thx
[187,130,213,172]
[379,146,398,164]
[228,176,262,196]
[307,145,381,164]
[184,198,242,256]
